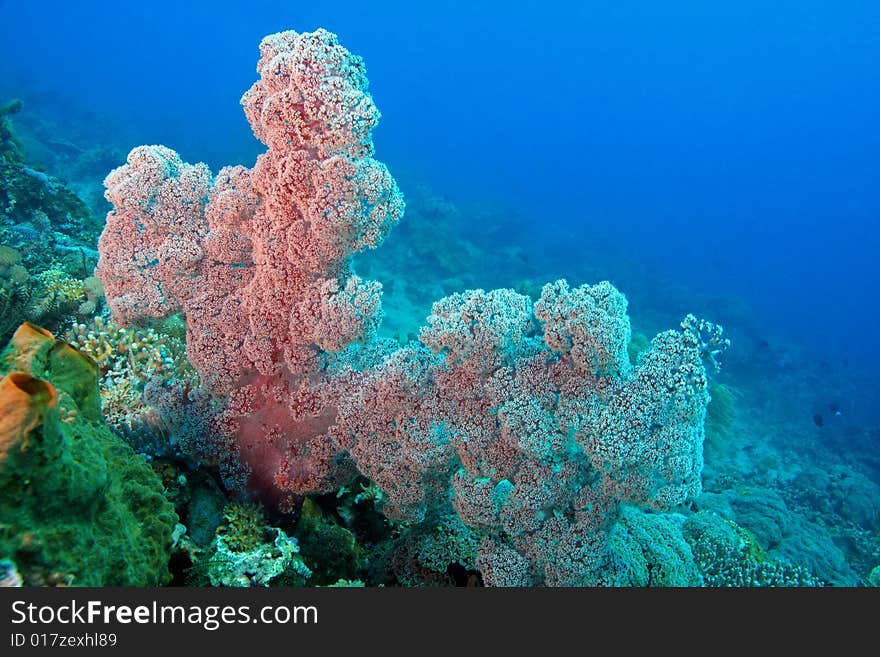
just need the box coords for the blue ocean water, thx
[3,1,876,386]
[1,0,878,586]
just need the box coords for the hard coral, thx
[217,501,269,553]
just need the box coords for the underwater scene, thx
[0,1,877,588]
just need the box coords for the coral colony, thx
[3,28,865,587]
[93,27,724,585]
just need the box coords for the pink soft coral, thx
[97,29,403,502]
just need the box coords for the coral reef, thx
[0,23,847,589]
[294,498,362,586]
[1,99,101,248]
[0,247,101,343]
[97,29,404,500]
[0,23,873,589]
[94,28,734,587]
[0,323,178,585]
[8,96,133,221]
[1,100,104,344]
[683,510,823,586]
[586,508,702,587]
[339,303,724,585]
[389,514,480,586]
[63,314,193,440]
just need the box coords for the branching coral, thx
[683,510,823,586]
[1,247,104,344]
[65,315,178,384]
[25,268,88,321]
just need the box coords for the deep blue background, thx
[1,1,878,385]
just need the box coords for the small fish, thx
[813,413,824,428]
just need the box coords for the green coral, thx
[217,501,269,553]
[206,528,311,587]
[591,507,703,587]
[0,323,178,586]
[295,497,362,586]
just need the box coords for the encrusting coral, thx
[0,322,178,586]
[94,28,733,586]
